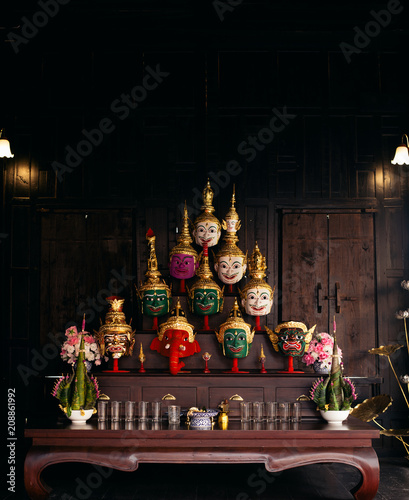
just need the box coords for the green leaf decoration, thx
[380,429,409,437]
[52,333,100,414]
[350,394,393,422]
[368,344,403,357]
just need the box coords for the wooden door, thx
[281,211,377,376]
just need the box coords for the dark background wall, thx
[2,0,409,455]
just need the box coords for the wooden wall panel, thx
[303,116,327,197]
[10,271,30,340]
[40,211,133,346]
[11,206,30,268]
[385,208,404,271]
[218,52,276,108]
[277,52,326,109]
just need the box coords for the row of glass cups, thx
[240,401,302,423]
[97,400,163,422]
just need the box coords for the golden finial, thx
[222,184,241,240]
[202,178,215,213]
[137,228,171,298]
[139,342,146,363]
[248,241,267,280]
[259,344,266,361]
[169,202,199,261]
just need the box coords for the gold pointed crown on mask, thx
[96,296,135,355]
[187,244,224,303]
[193,179,221,230]
[217,185,246,261]
[239,242,274,298]
[157,298,195,343]
[215,298,254,344]
[138,228,171,296]
[169,202,199,261]
[222,185,241,242]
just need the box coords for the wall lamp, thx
[0,128,14,158]
[391,134,409,165]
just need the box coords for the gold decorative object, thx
[95,296,135,373]
[218,399,230,429]
[380,429,409,437]
[202,351,212,373]
[138,342,146,373]
[350,394,393,422]
[259,344,267,374]
[368,344,403,357]
[229,394,244,401]
[162,394,176,400]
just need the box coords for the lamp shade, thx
[0,138,14,158]
[391,144,409,165]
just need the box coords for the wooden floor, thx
[21,457,406,500]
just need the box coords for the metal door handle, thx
[317,283,322,313]
[335,282,341,313]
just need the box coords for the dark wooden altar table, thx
[24,416,379,500]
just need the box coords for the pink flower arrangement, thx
[302,332,342,371]
[60,325,107,367]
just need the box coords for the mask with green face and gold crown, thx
[169,201,199,281]
[214,185,247,287]
[136,229,172,319]
[215,298,255,373]
[192,179,221,248]
[239,242,275,321]
[187,242,224,329]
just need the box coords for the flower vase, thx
[313,361,329,375]
[319,409,350,425]
[67,409,94,424]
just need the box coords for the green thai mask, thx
[192,288,222,316]
[223,328,250,358]
[141,289,171,317]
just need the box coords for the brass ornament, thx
[368,344,403,357]
[221,184,241,242]
[349,394,393,422]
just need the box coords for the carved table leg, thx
[264,447,380,500]
[24,446,141,500]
